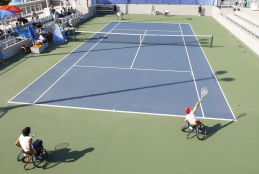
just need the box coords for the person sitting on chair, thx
[184,100,202,128]
[164,8,170,16]
[117,10,122,20]
[15,127,43,159]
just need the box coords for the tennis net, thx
[72,31,213,47]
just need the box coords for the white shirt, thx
[19,134,32,152]
[186,111,197,124]
[31,19,35,23]
[117,11,122,16]
[165,9,170,12]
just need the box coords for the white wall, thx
[2,39,33,58]
[212,6,259,56]
[96,4,213,16]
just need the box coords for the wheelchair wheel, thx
[19,46,26,54]
[17,149,26,161]
[195,122,206,140]
[32,147,48,168]
[181,122,188,131]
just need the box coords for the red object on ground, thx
[0,5,23,14]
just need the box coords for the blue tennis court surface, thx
[9,22,235,121]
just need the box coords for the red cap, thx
[185,106,190,114]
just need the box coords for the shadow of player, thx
[43,144,94,169]
[205,113,247,140]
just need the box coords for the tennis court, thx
[8,22,235,121]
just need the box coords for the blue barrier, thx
[96,0,214,5]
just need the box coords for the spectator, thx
[18,21,23,29]
[114,4,117,14]
[0,29,4,37]
[164,8,170,16]
[31,9,37,18]
[31,17,37,27]
[70,7,74,14]
[14,22,20,31]
[66,8,70,16]
[117,10,122,20]
[233,4,240,11]
[72,11,75,18]
[151,5,155,15]
[66,0,70,7]
[49,4,54,9]
[37,22,43,31]
[54,12,60,19]
[198,5,202,16]
[59,10,64,17]
[16,13,28,24]
[60,0,64,8]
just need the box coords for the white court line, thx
[111,21,191,24]
[189,24,237,121]
[8,22,113,104]
[32,22,121,104]
[130,30,147,69]
[113,29,181,33]
[179,24,205,118]
[74,65,192,73]
[7,101,235,121]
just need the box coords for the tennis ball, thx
[191,74,193,76]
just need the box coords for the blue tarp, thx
[97,0,214,4]
[28,24,37,40]
[0,10,16,19]
[17,28,29,38]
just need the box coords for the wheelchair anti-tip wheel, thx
[195,122,206,140]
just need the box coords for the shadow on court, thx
[43,143,94,169]
[204,113,247,140]
[0,104,29,119]
[215,70,235,82]
[0,43,69,76]
[36,76,216,104]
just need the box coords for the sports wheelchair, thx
[17,144,48,169]
[181,121,206,140]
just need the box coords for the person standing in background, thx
[198,5,202,16]
[114,4,117,14]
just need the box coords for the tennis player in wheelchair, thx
[184,100,202,129]
[15,127,43,160]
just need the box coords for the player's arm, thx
[184,118,188,122]
[15,137,21,148]
[192,100,202,115]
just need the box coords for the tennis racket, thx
[201,87,208,99]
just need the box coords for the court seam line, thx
[74,65,192,73]
[113,29,181,32]
[179,23,205,118]
[7,101,235,121]
[189,24,237,121]
[7,22,112,103]
[130,30,147,69]
[32,22,121,104]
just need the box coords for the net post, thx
[211,35,213,48]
